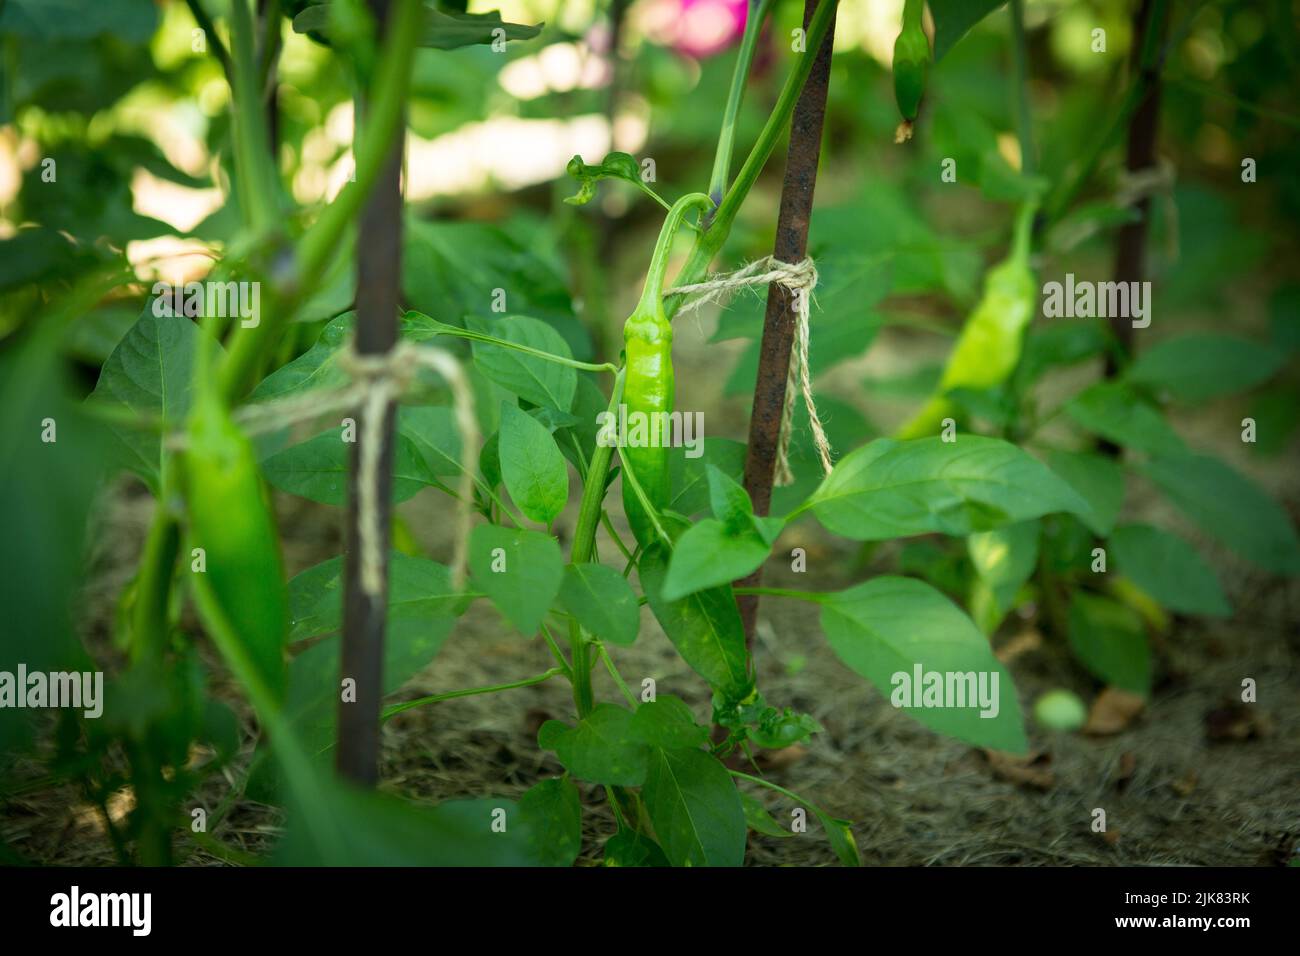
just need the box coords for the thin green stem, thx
[597,644,637,706]
[732,585,826,602]
[617,445,670,546]
[572,368,626,564]
[380,668,565,721]
[410,313,620,373]
[218,0,424,403]
[540,623,574,676]
[665,0,840,319]
[185,0,234,80]
[636,193,715,316]
[708,0,775,204]
[1009,0,1035,180]
[227,0,279,233]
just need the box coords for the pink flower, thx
[649,0,749,60]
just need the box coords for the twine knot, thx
[668,255,832,485]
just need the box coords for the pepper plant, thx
[5,0,1294,869]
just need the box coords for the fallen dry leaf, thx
[1171,769,1198,797]
[1115,751,1137,792]
[1084,687,1146,735]
[1205,702,1273,742]
[754,744,808,772]
[982,749,1054,790]
[995,629,1042,665]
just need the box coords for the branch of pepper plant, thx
[707,0,777,209]
[218,0,425,404]
[735,0,837,656]
[662,0,840,320]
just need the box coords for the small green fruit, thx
[1033,689,1087,731]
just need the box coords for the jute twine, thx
[668,255,832,485]
[1116,157,1178,261]
[186,341,478,599]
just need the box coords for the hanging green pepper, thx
[896,201,1038,439]
[621,192,714,547]
[893,0,931,130]
[181,332,288,702]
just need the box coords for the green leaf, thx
[468,315,577,411]
[398,405,463,476]
[283,554,466,752]
[629,696,709,751]
[667,438,746,516]
[1109,524,1231,617]
[277,786,540,866]
[1137,452,1300,574]
[468,525,564,634]
[261,425,438,506]
[88,307,215,491]
[603,827,670,867]
[967,520,1039,634]
[1067,592,1151,694]
[820,576,1028,753]
[564,151,647,206]
[930,0,1008,61]
[1016,320,1107,386]
[808,436,1090,541]
[739,792,792,838]
[639,545,753,703]
[814,810,862,867]
[293,3,542,50]
[661,519,771,602]
[1065,382,1185,456]
[558,563,640,646]
[1044,449,1125,536]
[499,402,569,525]
[641,748,746,867]
[518,777,582,867]
[537,704,648,786]
[1126,335,1286,403]
[0,0,158,42]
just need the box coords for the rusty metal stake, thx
[737,0,836,650]
[337,0,404,786]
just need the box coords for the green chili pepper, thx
[896,202,1037,439]
[181,333,288,701]
[893,0,931,124]
[621,192,714,547]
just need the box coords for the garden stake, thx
[1109,0,1170,373]
[737,0,836,650]
[337,0,406,787]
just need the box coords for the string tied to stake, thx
[668,255,832,486]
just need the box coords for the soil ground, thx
[5,328,1297,868]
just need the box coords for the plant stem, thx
[227,0,279,233]
[708,0,775,206]
[218,0,424,404]
[410,314,620,373]
[737,0,836,652]
[1044,0,1170,225]
[185,0,234,80]
[733,585,827,602]
[664,0,840,319]
[597,644,637,706]
[380,668,566,720]
[1008,0,1035,180]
